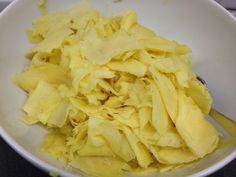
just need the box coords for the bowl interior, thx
[0,0,236,176]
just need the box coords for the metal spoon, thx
[197,76,236,138]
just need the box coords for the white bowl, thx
[0,0,236,176]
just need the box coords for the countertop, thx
[0,1,236,177]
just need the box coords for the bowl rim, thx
[0,0,236,177]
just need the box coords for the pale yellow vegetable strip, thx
[41,133,68,163]
[78,143,115,157]
[138,107,151,130]
[150,83,172,132]
[31,27,72,53]
[70,97,101,116]
[105,107,139,128]
[21,115,38,125]
[155,131,184,148]
[80,30,143,65]
[47,100,69,127]
[140,37,176,52]
[23,81,62,125]
[15,63,71,92]
[70,157,130,177]
[185,79,212,115]
[123,127,153,168]
[107,59,147,77]
[152,58,178,73]
[176,91,219,157]
[149,146,198,165]
[97,79,119,95]
[120,10,137,31]
[90,117,135,161]
[149,66,178,122]
[93,66,115,79]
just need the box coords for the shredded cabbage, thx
[15,1,219,177]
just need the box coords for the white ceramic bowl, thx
[0,0,236,176]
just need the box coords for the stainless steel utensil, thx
[197,76,236,138]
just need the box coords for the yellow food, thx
[15,1,219,177]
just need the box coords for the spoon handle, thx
[210,108,236,138]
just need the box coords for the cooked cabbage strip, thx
[149,67,178,122]
[15,63,71,92]
[176,91,219,157]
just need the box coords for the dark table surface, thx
[0,137,236,177]
[0,1,236,177]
